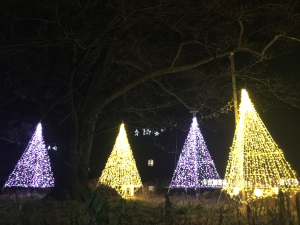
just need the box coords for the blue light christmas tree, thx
[4,123,55,188]
[170,114,220,189]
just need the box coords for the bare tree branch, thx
[260,35,282,58]
[152,78,193,110]
[103,50,232,106]
[238,17,244,47]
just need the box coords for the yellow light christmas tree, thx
[97,123,142,198]
[223,89,299,202]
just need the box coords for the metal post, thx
[190,110,199,118]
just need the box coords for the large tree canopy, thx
[1,0,300,199]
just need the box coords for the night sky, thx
[88,51,300,184]
[87,107,300,184]
[1,51,300,187]
[1,106,299,186]
[1,49,300,188]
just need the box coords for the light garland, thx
[169,117,220,189]
[97,123,142,198]
[4,123,55,188]
[223,89,299,202]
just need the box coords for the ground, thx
[0,188,298,224]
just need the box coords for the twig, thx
[152,78,193,110]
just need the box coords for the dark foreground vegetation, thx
[1,186,300,225]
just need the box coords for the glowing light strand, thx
[4,123,55,188]
[223,89,299,202]
[97,123,142,198]
[170,117,220,189]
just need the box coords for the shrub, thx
[175,205,189,215]
[203,191,212,199]
[86,187,110,224]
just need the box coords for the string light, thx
[223,89,299,202]
[254,189,262,197]
[4,123,55,188]
[97,123,142,198]
[169,117,220,189]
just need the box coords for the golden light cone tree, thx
[223,89,299,203]
[97,123,142,198]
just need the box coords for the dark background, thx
[1,52,300,187]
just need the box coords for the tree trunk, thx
[78,109,99,187]
[296,192,300,225]
[49,82,85,200]
[230,52,238,124]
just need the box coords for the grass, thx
[0,189,299,224]
[0,198,86,225]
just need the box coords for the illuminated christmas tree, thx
[223,89,299,202]
[97,123,142,198]
[169,115,220,189]
[4,123,55,188]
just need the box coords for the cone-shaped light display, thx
[4,123,55,188]
[223,89,299,202]
[97,123,142,198]
[169,117,220,189]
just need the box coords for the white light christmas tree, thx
[97,123,142,198]
[4,123,55,188]
[169,115,220,189]
[223,89,299,202]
